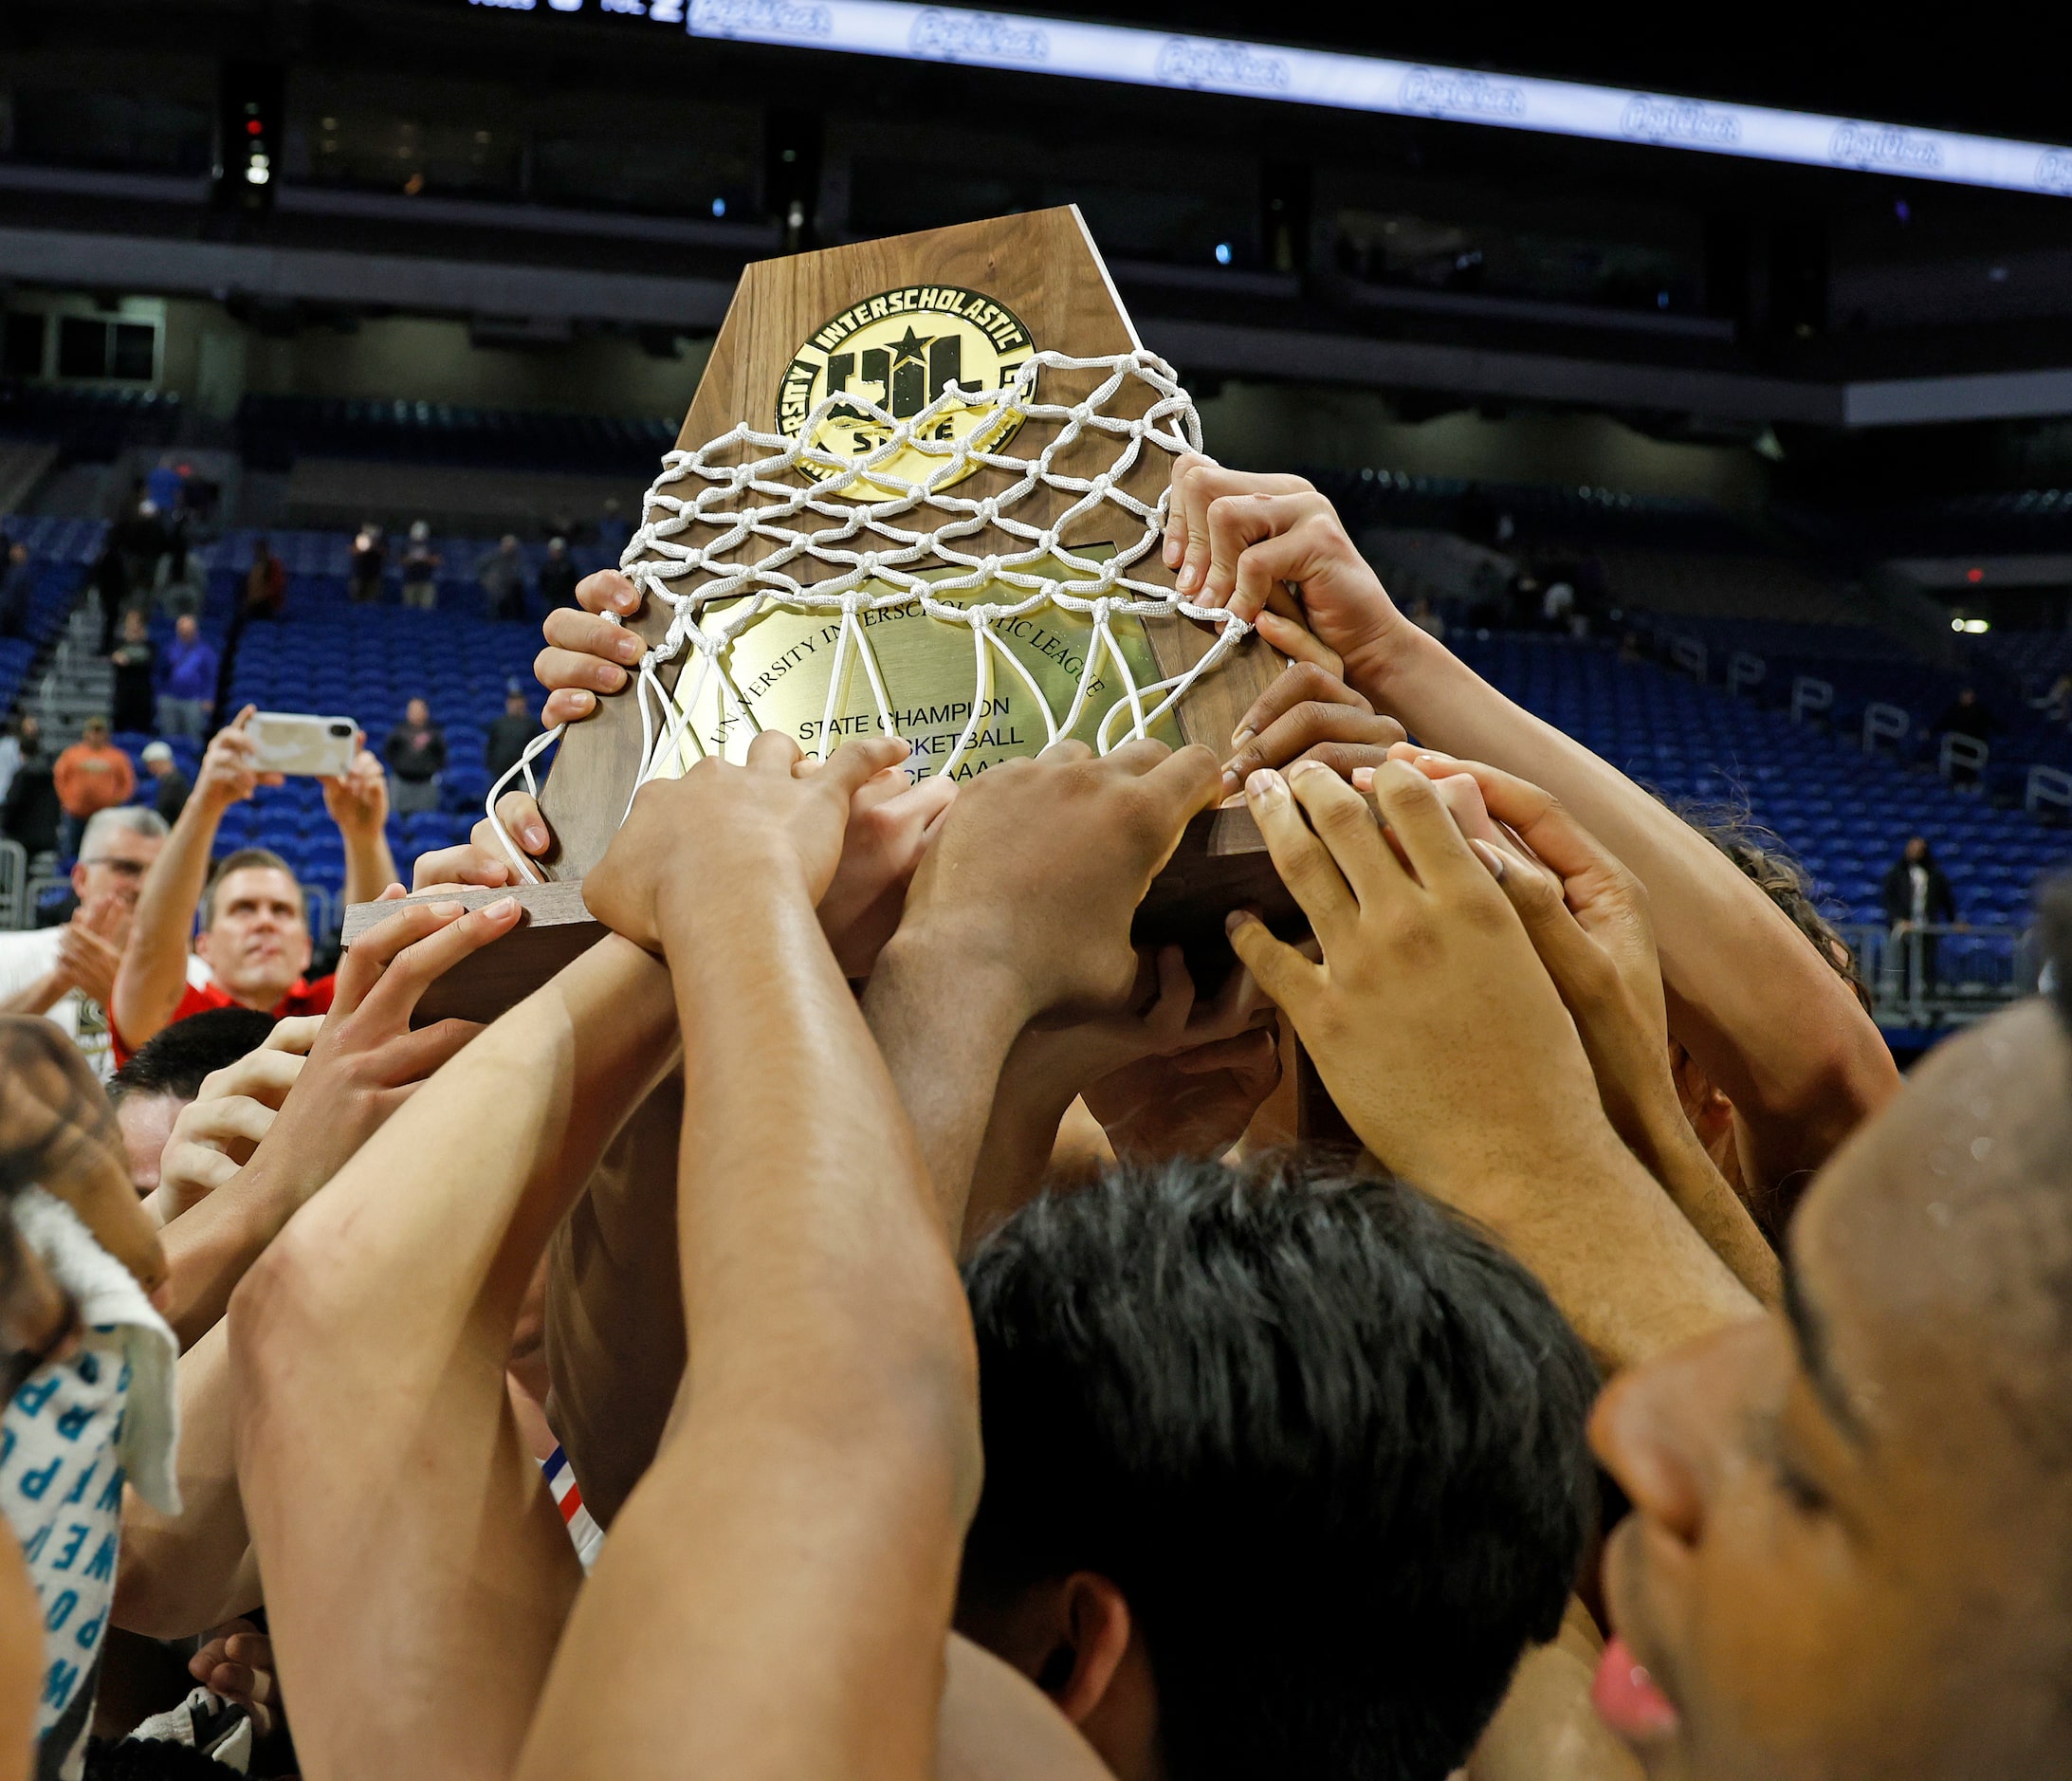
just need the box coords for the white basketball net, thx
[488,346,1250,881]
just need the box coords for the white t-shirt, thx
[0,929,213,1080]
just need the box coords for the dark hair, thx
[108,1008,279,1106]
[201,848,303,929]
[1678,807,1871,1015]
[958,1156,1599,1781]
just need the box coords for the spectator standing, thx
[144,454,184,515]
[0,805,174,1079]
[539,535,579,611]
[1881,835,1958,995]
[1935,685,1997,744]
[348,523,387,604]
[110,705,395,1059]
[0,714,56,856]
[597,496,630,556]
[114,496,168,592]
[400,520,441,610]
[477,533,528,620]
[156,612,219,740]
[0,539,33,640]
[485,685,542,783]
[385,696,447,815]
[93,531,132,653]
[52,715,135,858]
[139,739,190,823]
[108,606,156,734]
[244,535,285,620]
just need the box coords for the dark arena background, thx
[3,0,2068,1057]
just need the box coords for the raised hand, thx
[534,568,647,727]
[585,732,909,955]
[193,707,283,813]
[321,736,389,839]
[153,1016,321,1221]
[1225,759,1604,1196]
[1219,659,1408,797]
[54,905,123,1009]
[896,738,1223,1023]
[1162,453,1406,692]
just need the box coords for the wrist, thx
[1340,609,1436,713]
[872,922,1038,1033]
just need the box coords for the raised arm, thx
[112,709,273,1049]
[321,739,399,907]
[1227,760,1758,1372]
[519,733,978,1781]
[1173,460,1899,1196]
[229,912,679,1778]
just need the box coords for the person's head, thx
[504,688,528,717]
[71,806,169,919]
[81,716,109,749]
[251,535,271,563]
[195,848,311,1009]
[956,1156,1598,1781]
[500,533,520,555]
[547,535,567,559]
[405,697,430,727]
[410,519,430,543]
[6,540,25,567]
[1903,835,1932,864]
[16,714,38,758]
[138,498,158,519]
[106,1007,278,1196]
[119,606,148,643]
[174,613,198,643]
[140,740,174,779]
[1593,876,2072,1780]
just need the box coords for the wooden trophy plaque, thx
[343,207,1294,1020]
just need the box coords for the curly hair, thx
[1677,805,1873,1016]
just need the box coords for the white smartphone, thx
[248,712,359,778]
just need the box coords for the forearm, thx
[1626,1106,1782,1309]
[114,1322,259,1638]
[1367,629,1897,1169]
[862,931,1033,1239]
[114,796,223,1044]
[0,971,67,1019]
[965,1067,1077,1252]
[341,826,399,906]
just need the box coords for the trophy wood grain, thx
[339,880,605,1027]
[535,204,1278,879]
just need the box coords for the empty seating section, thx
[0,384,182,460]
[1453,633,2071,992]
[239,395,678,476]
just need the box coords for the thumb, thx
[1223,909,1319,1015]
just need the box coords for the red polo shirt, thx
[110,973,336,1070]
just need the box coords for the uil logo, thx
[777,285,1036,499]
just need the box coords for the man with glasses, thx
[0,808,206,1079]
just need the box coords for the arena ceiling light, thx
[480,0,2072,199]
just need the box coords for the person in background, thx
[486,684,541,785]
[477,533,528,621]
[596,495,629,556]
[1934,685,1996,786]
[0,538,33,641]
[109,606,156,734]
[348,523,386,604]
[1881,834,1958,998]
[144,453,184,516]
[1405,594,1446,641]
[156,612,218,741]
[386,696,448,816]
[0,805,175,1080]
[140,739,190,824]
[243,535,285,621]
[94,530,133,654]
[538,536,579,611]
[400,520,441,611]
[0,712,56,857]
[111,705,395,1059]
[53,715,135,858]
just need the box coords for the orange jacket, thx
[53,743,135,817]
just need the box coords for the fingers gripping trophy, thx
[342,208,1291,1018]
